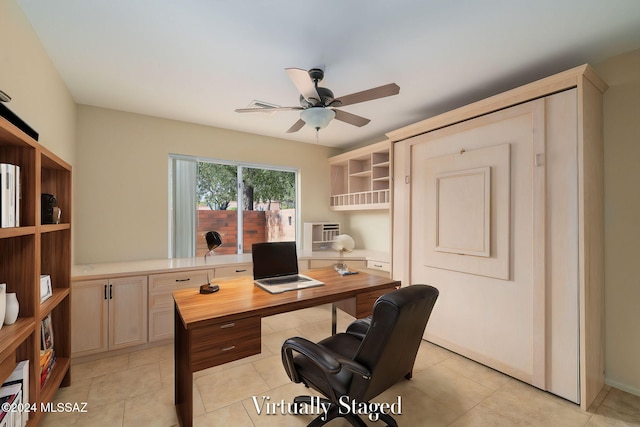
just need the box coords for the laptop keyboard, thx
[262,275,309,285]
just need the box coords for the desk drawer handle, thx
[221,345,236,352]
[373,264,383,268]
[175,278,191,282]
[220,323,235,329]
[235,269,247,273]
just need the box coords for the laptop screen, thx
[252,241,300,280]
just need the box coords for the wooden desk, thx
[173,267,399,427]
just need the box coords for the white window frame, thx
[168,154,301,257]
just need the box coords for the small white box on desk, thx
[40,275,52,303]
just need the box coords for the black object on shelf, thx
[41,193,57,224]
[0,103,39,141]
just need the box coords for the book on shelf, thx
[0,163,20,228]
[0,163,16,228]
[14,166,19,227]
[41,313,54,351]
[0,383,22,427]
[39,349,56,388]
[2,361,28,427]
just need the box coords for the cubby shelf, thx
[0,114,71,426]
[329,140,392,211]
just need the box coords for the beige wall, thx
[0,0,76,165]
[74,105,342,264]
[594,49,640,396]
[343,211,390,253]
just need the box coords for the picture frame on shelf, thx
[40,275,52,303]
[41,314,54,351]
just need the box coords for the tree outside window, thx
[171,159,296,256]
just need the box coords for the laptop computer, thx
[252,241,324,294]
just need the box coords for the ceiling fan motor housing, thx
[299,86,336,108]
[308,68,325,82]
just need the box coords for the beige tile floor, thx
[41,304,640,426]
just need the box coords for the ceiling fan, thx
[235,68,400,133]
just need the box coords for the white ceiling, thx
[16,0,640,149]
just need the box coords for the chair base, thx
[293,396,398,427]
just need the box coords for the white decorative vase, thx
[0,286,6,330]
[4,292,19,325]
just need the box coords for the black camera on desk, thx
[41,193,60,224]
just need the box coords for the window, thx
[169,155,298,257]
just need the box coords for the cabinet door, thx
[71,279,109,357]
[148,270,213,342]
[109,276,148,350]
[149,308,175,342]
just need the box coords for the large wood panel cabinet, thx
[71,276,148,356]
[389,64,606,409]
[0,115,72,425]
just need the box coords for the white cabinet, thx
[71,275,148,356]
[329,140,391,210]
[71,279,108,356]
[389,64,606,409]
[148,269,213,342]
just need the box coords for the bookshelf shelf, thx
[0,114,71,426]
[0,226,36,239]
[40,223,70,234]
[39,357,70,400]
[0,318,36,359]
[39,288,70,321]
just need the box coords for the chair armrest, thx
[282,337,341,374]
[336,356,371,380]
[281,337,372,382]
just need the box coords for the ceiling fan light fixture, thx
[300,107,335,130]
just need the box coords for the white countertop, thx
[72,249,389,281]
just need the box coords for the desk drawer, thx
[214,264,251,278]
[191,317,261,371]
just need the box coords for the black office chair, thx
[281,284,439,426]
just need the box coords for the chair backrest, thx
[349,284,439,401]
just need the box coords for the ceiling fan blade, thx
[333,109,371,127]
[334,83,400,107]
[235,106,302,113]
[286,118,306,133]
[285,68,320,102]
